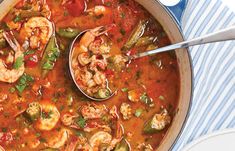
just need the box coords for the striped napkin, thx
[173,0,235,150]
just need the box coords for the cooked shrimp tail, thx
[0,31,25,83]
[3,31,21,52]
[91,24,115,36]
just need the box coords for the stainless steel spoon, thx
[69,25,235,101]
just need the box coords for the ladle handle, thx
[132,25,235,59]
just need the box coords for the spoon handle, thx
[132,25,235,59]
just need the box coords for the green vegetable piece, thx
[24,102,41,122]
[122,20,148,51]
[13,56,24,69]
[15,74,34,94]
[135,36,155,47]
[96,88,111,99]
[114,139,130,151]
[135,108,143,117]
[143,109,171,134]
[75,117,86,128]
[13,15,22,23]
[140,92,154,107]
[56,28,80,38]
[121,88,128,92]
[41,34,60,78]
[15,84,26,94]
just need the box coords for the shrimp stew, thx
[0,0,180,150]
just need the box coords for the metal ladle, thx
[69,26,235,101]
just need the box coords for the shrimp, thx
[0,31,25,83]
[0,145,5,151]
[20,17,53,50]
[61,113,78,126]
[81,103,107,119]
[74,25,114,54]
[65,135,92,151]
[78,53,91,66]
[93,71,106,85]
[89,131,112,150]
[90,55,108,71]
[36,102,60,131]
[61,112,83,130]
[46,128,69,149]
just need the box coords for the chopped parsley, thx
[13,15,22,23]
[15,73,34,94]
[13,56,24,69]
[76,117,86,128]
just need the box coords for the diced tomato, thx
[64,0,86,17]
[105,69,114,76]
[24,54,38,68]
[0,132,13,145]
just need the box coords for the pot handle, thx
[160,0,187,26]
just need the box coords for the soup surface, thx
[0,0,180,150]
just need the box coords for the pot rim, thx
[154,1,194,150]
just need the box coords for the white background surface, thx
[182,129,235,151]
[222,0,235,12]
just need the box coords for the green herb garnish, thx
[13,56,24,69]
[13,15,22,23]
[15,74,34,94]
[121,88,129,92]
[76,117,86,128]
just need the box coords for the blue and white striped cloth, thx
[172,0,235,150]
